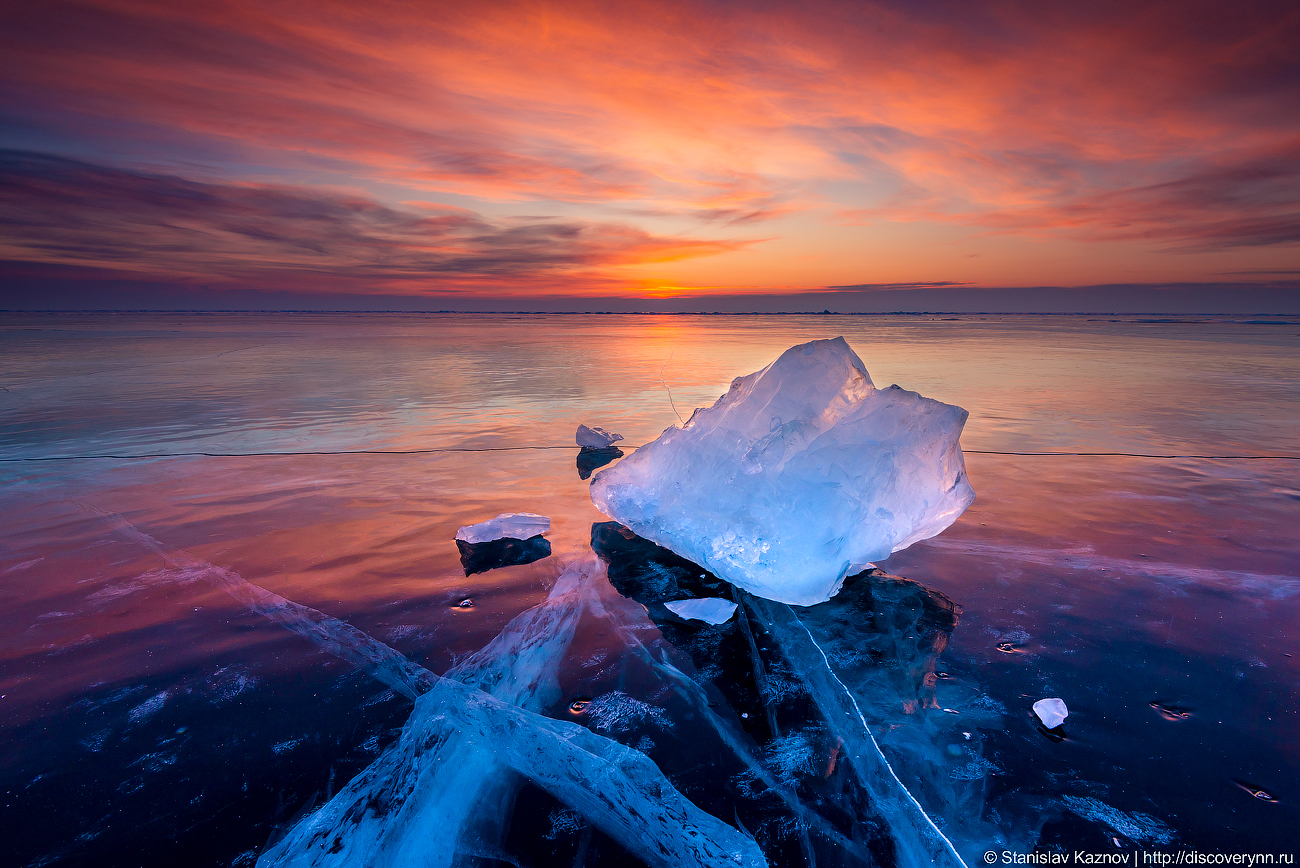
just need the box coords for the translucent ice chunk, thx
[577,424,624,447]
[455,512,550,544]
[590,337,975,605]
[664,597,738,624]
[1032,698,1068,729]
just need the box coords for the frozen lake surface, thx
[1,312,1297,865]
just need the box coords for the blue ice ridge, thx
[84,504,766,868]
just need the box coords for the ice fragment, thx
[455,513,549,544]
[1032,698,1068,729]
[576,424,624,448]
[664,597,738,624]
[590,337,974,605]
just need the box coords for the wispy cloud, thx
[961,142,1300,249]
[828,281,975,291]
[0,151,746,294]
[1217,269,1300,276]
[1,0,1298,299]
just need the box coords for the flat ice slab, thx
[577,424,624,448]
[455,513,550,544]
[1033,697,1069,729]
[664,597,737,624]
[590,337,975,605]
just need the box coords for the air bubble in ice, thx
[1234,780,1278,802]
[1149,701,1192,720]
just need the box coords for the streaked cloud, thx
[0,0,1297,299]
[0,151,744,294]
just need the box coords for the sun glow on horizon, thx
[0,0,1297,305]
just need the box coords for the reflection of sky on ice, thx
[0,313,1297,865]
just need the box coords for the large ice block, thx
[590,337,975,605]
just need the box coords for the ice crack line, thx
[5,448,1298,462]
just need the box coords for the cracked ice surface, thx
[242,561,767,868]
[590,337,975,605]
[84,507,764,868]
[91,501,1009,867]
[593,522,995,868]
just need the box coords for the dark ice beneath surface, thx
[456,535,552,576]
[249,522,1032,867]
[576,446,624,481]
[592,522,1037,865]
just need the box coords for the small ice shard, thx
[664,597,737,624]
[454,513,549,544]
[576,424,624,448]
[1032,697,1068,729]
[590,337,975,605]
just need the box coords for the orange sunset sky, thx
[1,0,1298,309]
